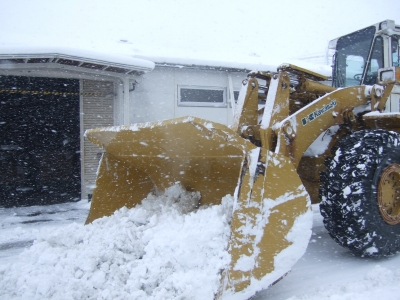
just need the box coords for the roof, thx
[0,46,155,76]
[7,1,398,77]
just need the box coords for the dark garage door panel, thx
[0,76,81,206]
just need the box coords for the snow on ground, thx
[1,188,400,300]
[0,200,90,264]
[0,185,233,300]
[255,210,400,300]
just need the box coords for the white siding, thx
[81,79,115,198]
[130,67,247,126]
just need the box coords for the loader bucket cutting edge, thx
[85,116,312,299]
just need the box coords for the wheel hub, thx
[378,163,400,225]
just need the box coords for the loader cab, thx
[330,20,400,89]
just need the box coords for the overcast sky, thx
[1,0,400,66]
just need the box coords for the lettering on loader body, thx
[301,100,337,126]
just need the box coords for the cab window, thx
[363,36,383,85]
[333,26,375,87]
[392,36,399,67]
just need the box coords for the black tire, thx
[320,129,400,257]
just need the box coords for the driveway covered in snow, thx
[0,198,400,300]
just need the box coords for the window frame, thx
[177,85,227,108]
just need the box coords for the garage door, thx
[0,76,81,206]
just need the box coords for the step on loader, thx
[85,20,400,299]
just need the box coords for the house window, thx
[178,86,227,107]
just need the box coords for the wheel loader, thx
[84,20,400,299]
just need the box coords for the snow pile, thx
[0,184,233,300]
[286,265,400,300]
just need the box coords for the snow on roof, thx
[0,46,155,73]
[0,0,336,77]
[137,52,332,76]
[0,38,331,77]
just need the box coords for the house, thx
[0,48,155,206]
[130,62,250,125]
[0,47,277,206]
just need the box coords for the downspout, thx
[115,76,133,126]
[123,77,131,125]
[113,78,122,126]
[228,73,235,125]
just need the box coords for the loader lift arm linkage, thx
[234,64,396,168]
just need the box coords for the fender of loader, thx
[85,116,312,299]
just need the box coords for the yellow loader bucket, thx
[85,116,312,299]
[85,116,255,223]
